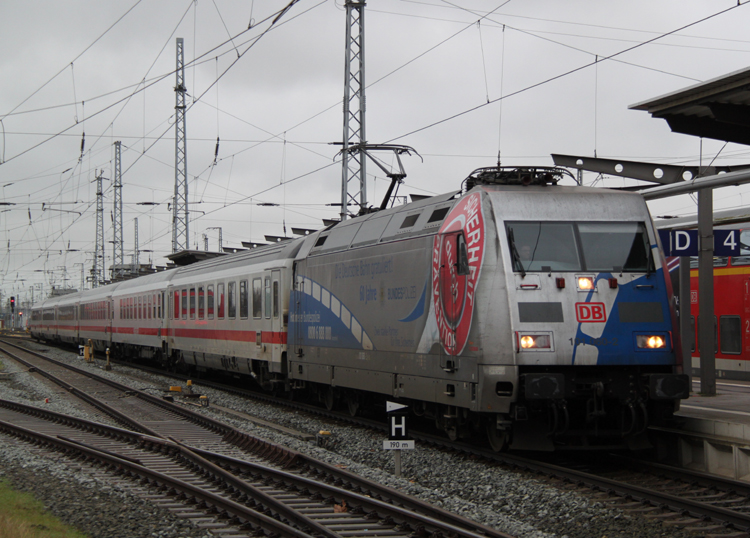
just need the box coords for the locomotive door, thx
[437,231,469,369]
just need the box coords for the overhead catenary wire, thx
[385,1,747,144]
[4,1,750,297]
[0,0,146,122]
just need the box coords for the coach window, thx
[264,277,271,319]
[198,286,205,319]
[207,285,214,319]
[181,289,188,319]
[190,288,196,319]
[239,280,248,318]
[217,283,225,319]
[228,281,236,318]
[173,291,179,319]
[252,278,262,319]
[148,295,152,319]
[139,296,143,319]
[273,280,279,319]
[720,316,741,354]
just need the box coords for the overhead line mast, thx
[112,141,124,279]
[172,37,189,252]
[340,1,367,221]
[93,169,105,288]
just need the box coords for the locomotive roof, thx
[305,190,462,256]
[481,184,650,222]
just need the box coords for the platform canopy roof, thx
[630,66,750,146]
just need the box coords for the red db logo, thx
[575,302,607,323]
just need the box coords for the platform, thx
[652,378,750,480]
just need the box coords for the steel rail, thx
[0,340,299,465]
[484,451,750,532]
[0,395,514,538]
[2,341,516,538]
[185,441,515,538]
[0,418,313,538]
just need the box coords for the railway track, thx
[15,338,750,536]
[71,351,750,537]
[0,339,515,538]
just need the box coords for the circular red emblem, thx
[432,192,485,356]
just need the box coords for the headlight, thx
[517,332,552,351]
[577,276,595,291]
[636,334,667,349]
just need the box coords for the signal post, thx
[384,402,414,478]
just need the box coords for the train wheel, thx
[346,395,359,417]
[323,387,335,411]
[446,422,458,441]
[487,423,509,452]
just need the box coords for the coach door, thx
[268,269,284,366]
[107,299,113,344]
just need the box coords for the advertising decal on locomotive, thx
[430,191,485,356]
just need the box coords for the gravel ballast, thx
[0,341,697,538]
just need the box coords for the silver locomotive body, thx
[289,175,689,449]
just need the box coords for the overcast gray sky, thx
[2,0,750,303]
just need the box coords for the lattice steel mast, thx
[133,217,139,275]
[172,37,189,252]
[112,141,124,279]
[93,170,105,287]
[340,1,367,221]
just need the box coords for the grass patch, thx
[0,479,88,538]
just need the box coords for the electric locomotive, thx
[288,166,688,450]
[29,165,689,451]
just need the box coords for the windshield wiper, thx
[508,228,526,278]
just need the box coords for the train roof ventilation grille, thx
[463,166,574,191]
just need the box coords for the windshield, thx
[506,221,653,273]
[507,222,581,272]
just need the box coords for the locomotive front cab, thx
[477,173,689,450]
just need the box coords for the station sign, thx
[658,230,698,257]
[714,230,742,256]
[658,229,741,257]
[386,401,409,441]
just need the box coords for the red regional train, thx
[661,209,750,380]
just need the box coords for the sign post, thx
[384,401,414,478]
